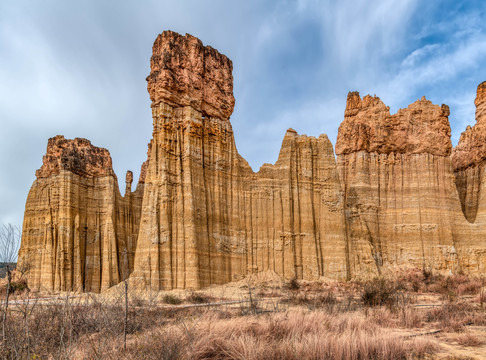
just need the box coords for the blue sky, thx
[1,0,486,229]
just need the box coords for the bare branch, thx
[0,224,21,265]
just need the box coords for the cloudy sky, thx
[1,0,486,231]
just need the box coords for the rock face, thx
[18,30,486,292]
[336,94,463,276]
[18,136,144,292]
[449,82,486,273]
[146,30,235,120]
[132,31,347,290]
[452,82,486,222]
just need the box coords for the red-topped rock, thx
[336,92,452,156]
[35,135,113,179]
[146,30,235,120]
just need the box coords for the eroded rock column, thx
[336,93,462,276]
[18,136,143,292]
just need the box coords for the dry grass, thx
[453,333,485,347]
[425,302,486,332]
[397,269,486,297]
[113,310,439,360]
[2,268,485,359]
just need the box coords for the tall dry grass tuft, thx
[453,333,485,347]
[425,302,486,332]
[113,310,438,360]
[397,268,486,297]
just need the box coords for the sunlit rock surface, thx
[18,31,486,292]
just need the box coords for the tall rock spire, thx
[132,31,348,290]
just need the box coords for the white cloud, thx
[1,0,486,229]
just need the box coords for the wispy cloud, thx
[1,0,486,228]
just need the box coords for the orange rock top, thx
[452,82,486,170]
[35,135,113,178]
[335,92,452,156]
[146,30,235,120]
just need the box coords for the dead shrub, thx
[426,273,485,299]
[361,278,407,308]
[286,277,300,290]
[186,292,212,304]
[0,278,29,297]
[453,333,485,347]
[163,294,182,305]
[425,302,486,331]
[396,269,485,299]
[281,291,339,313]
[399,305,423,328]
[397,268,427,292]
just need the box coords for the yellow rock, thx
[17,31,486,292]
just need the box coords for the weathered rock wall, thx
[336,90,486,277]
[450,82,486,274]
[248,130,348,281]
[18,136,143,292]
[132,31,347,290]
[336,94,464,276]
[17,30,486,292]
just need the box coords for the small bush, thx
[286,277,300,290]
[282,291,337,310]
[454,333,485,347]
[186,292,212,304]
[397,268,426,292]
[0,278,29,296]
[361,279,395,307]
[425,302,486,331]
[163,294,182,305]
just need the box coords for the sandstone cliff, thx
[452,82,486,222]
[132,31,347,290]
[336,94,464,276]
[18,136,144,292]
[449,82,486,273]
[18,30,486,292]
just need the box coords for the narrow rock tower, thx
[131,31,348,290]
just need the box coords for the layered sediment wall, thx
[17,31,486,292]
[18,136,144,292]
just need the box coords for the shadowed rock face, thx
[452,82,486,222]
[18,30,486,292]
[452,82,486,171]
